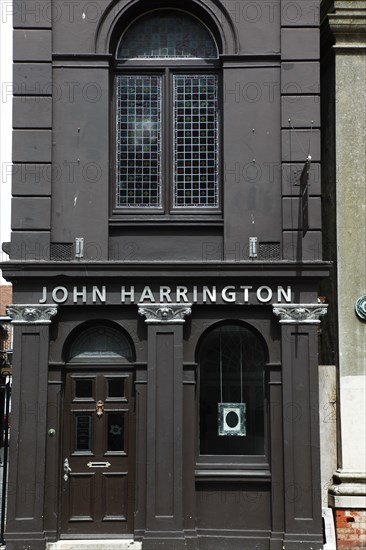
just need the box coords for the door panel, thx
[61,370,135,537]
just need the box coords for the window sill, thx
[109,215,223,227]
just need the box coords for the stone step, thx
[46,541,142,550]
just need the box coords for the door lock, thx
[63,458,72,481]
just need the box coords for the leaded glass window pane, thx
[117,12,217,59]
[116,76,162,208]
[107,413,125,452]
[75,414,92,452]
[173,75,219,208]
[68,325,134,361]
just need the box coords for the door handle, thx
[96,400,104,417]
[63,458,72,481]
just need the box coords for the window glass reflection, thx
[75,379,93,398]
[108,378,125,399]
[108,413,125,452]
[75,414,92,452]
[199,325,266,456]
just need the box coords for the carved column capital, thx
[355,295,366,321]
[272,303,328,324]
[138,303,192,324]
[6,304,58,325]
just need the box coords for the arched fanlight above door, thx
[66,323,135,362]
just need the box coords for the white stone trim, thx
[46,542,141,550]
[329,495,366,509]
[272,303,328,324]
[6,304,58,325]
[138,303,192,324]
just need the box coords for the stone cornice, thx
[138,303,192,324]
[272,303,328,324]
[326,1,366,46]
[6,304,58,325]
[0,261,332,281]
[328,470,366,508]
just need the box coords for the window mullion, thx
[164,68,171,214]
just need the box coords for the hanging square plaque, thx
[218,403,246,436]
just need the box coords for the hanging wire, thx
[308,120,313,159]
[219,330,223,403]
[240,333,243,403]
[288,118,311,159]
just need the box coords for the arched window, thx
[114,9,220,213]
[116,12,218,59]
[198,324,267,457]
[67,324,135,362]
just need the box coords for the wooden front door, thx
[61,369,135,537]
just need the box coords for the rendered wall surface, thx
[322,1,366,547]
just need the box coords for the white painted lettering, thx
[160,286,172,303]
[73,286,87,303]
[192,286,198,303]
[277,285,292,303]
[257,286,273,303]
[92,286,106,303]
[240,285,252,302]
[121,286,135,303]
[52,286,68,303]
[176,286,189,303]
[140,286,155,302]
[222,286,236,303]
[202,286,217,303]
[39,286,47,304]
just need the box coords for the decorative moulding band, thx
[329,470,366,507]
[6,304,58,325]
[138,303,192,324]
[272,303,328,324]
[355,295,366,321]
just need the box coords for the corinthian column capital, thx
[138,303,192,324]
[6,304,58,325]
[272,303,328,324]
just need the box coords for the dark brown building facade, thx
[2,1,330,549]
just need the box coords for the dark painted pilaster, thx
[134,365,148,539]
[273,303,327,550]
[44,369,63,541]
[138,304,192,549]
[269,363,285,550]
[5,304,58,550]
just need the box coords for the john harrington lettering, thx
[39,284,292,305]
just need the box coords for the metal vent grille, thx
[50,243,73,261]
[258,242,280,261]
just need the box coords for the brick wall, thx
[0,285,12,316]
[335,509,366,550]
